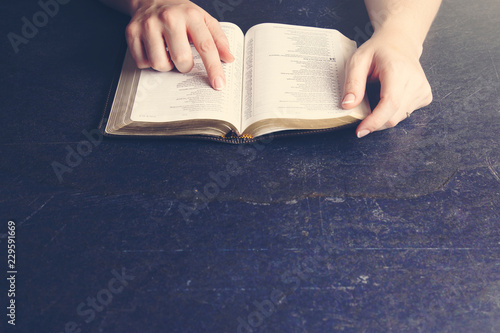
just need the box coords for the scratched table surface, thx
[1,0,499,332]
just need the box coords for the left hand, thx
[125,0,234,90]
[341,29,433,138]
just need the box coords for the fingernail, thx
[214,76,225,91]
[342,93,355,105]
[357,129,370,138]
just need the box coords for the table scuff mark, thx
[19,195,55,227]
[485,156,500,183]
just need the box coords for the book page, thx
[129,22,244,131]
[242,23,354,131]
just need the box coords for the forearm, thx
[364,0,442,57]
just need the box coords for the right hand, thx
[341,28,433,138]
[125,0,234,90]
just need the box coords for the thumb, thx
[341,50,371,109]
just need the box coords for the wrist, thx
[372,24,424,59]
[125,0,142,16]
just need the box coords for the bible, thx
[103,23,370,141]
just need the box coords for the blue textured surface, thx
[0,0,499,332]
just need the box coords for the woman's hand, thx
[125,0,234,90]
[342,28,433,138]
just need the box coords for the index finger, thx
[187,20,226,90]
[205,18,234,63]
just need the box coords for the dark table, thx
[1,0,499,332]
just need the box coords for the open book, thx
[104,23,370,140]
